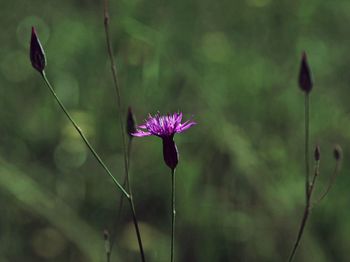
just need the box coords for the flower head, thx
[132,112,196,138]
[133,112,196,170]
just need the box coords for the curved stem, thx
[288,94,314,262]
[103,1,145,261]
[288,159,320,262]
[110,138,132,254]
[128,196,146,262]
[288,202,310,262]
[317,161,340,202]
[171,168,176,262]
[41,71,129,199]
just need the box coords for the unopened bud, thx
[30,27,46,73]
[126,107,137,138]
[314,145,320,161]
[333,145,342,161]
[298,52,313,94]
[103,230,110,254]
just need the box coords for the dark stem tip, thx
[314,145,320,161]
[333,144,342,161]
[298,51,313,94]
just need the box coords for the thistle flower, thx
[30,26,46,73]
[132,112,196,170]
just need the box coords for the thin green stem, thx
[110,138,132,254]
[41,71,129,198]
[305,94,310,201]
[317,161,340,202]
[128,196,145,261]
[288,159,320,262]
[288,201,310,262]
[103,1,145,261]
[308,160,320,198]
[171,168,176,262]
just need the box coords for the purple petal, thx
[132,130,152,137]
[177,121,196,133]
[175,112,183,125]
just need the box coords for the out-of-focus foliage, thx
[0,0,349,261]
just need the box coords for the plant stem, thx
[288,200,310,262]
[103,1,145,261]
[110,138,132,254]
[171,168,176,262]
[288,158,320,262]
[304,93,310,201]
[318,161,340,202]
[41,71,129,198]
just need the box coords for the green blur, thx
[0,0,348,261]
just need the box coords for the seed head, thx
[30,26,46,73]
[298,52,313,93]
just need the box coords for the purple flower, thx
[133,112,195,138]
[133,112,196,170]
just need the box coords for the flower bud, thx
[314,145,320,161]
[103,230,110,254]
[333,145,342,161]
[126,107,137,138]
[162,136,178,170]
[30,26,46,72]
[298,52,313,93]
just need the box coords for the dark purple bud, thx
[298,52,313,93]
[314,145,320,161]
[126,107,137,138]
[30,26,46,73]
[333,145,342,161]
[162,136,178,170]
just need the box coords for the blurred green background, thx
[1,0,349,261]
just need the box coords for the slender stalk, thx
[110,138,132,254]
[308,160,320,197]
[103,1,145,261]
[317,161,340,202]
[104,230,111,262]
[304,94,310,201]
[41,71,129,198]
[288,201,310,262]
[171,168,176,262]
[288,157,320,262]
[128,196,145,262]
